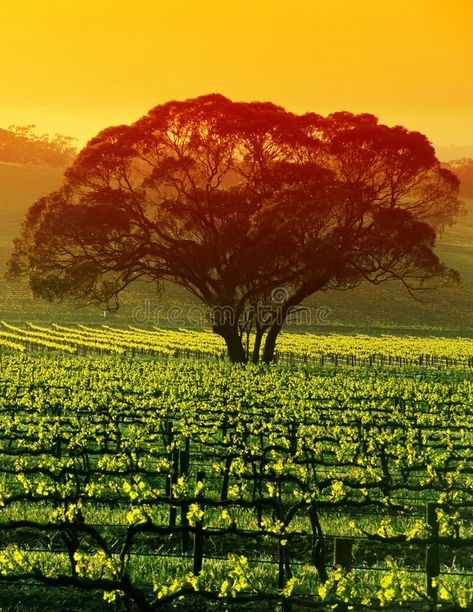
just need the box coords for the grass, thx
[0,584,111,612]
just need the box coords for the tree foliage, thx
[7,95,462,362]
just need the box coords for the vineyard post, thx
[278,538,293,612]
[334,537,353,570]
[333,538,353,612]
[179,440,191,553]
[193,470,205,574]
[54,402,63,459]
[164,420,173,498]
[220,455,232,501]
[169,447,179,527]
[289,421,298,457]
[425,502,439,603]
[162,420,180,530]
[222,414,228,439]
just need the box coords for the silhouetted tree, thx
[7,95,462,362]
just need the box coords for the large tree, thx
[7,94,461,362]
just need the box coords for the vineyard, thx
[2,322,473,367]
[0,351,473,610]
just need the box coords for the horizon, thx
[2,111,473,153]
[2,116,473,164]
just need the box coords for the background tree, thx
[445,158,473,198]
[7,95,462,362]
[0,125,77,167]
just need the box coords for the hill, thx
[0,126,76,167]
[0,162,472,335]
[0,164,64,266]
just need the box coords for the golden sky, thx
[1,0,472,149]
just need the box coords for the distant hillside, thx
[0,162,472,334]
[0,163,64,254]
[444,158,473,198]
[0,162,195,324]
[0,126,76,167]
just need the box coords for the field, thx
[1,164,473,610]
[2,322,473,366]
[1,162,473,335]
[0,333,473,610]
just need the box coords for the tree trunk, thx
[214,324,247,363]
[262,323,283,364]
[252,328,265,364]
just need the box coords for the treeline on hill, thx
[0,121,471,193]
[0,125,76,167]
[445,158,473,198]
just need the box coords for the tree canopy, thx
[8,94,462,362]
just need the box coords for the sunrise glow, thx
[1,0,472,149]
